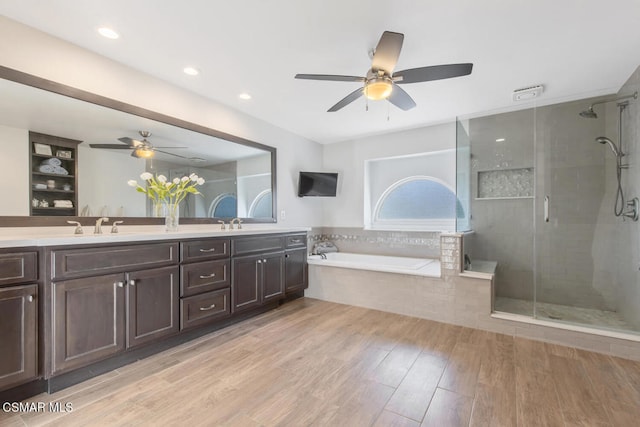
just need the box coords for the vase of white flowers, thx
[128,172,205,232]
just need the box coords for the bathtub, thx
[307,252,441,277]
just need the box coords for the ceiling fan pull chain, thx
[387,102,390,121]
[366,97,369,112]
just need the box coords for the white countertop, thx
[0,224,310,248]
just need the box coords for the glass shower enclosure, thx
[457,92,640,335]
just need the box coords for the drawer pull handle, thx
[290,238,301,243]
[199,248,216,253]
[115,281,124,288]
[199,273,216,279]
[199,303,216,311]
[27,295,34,302]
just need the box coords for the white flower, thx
[197,177,205,185]
[157,175,167,183]
[165,182,172,188]
[140,172,153,180]
[173,177,180,184]
[181,176,190,183]
[189,173,198,182]
[127,180,138,187]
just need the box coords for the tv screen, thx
[298,172,338,197]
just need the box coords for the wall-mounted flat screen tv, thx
[297,172,338,197]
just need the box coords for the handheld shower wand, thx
[595,136,623,157]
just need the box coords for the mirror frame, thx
[0,65,277,227]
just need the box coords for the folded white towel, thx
[41,157,62,167]
[53,200,73,208]
[38,164,55,173]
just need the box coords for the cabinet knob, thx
[257,260,262,264]
[263,259,267,263]
[115,281,124,288]
[285,254,290,258]
[27,295,34,302]
[129,279,136,286]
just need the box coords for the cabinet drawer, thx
[232,235,284,256]
[181,239,230,263]
[0,251,37,286]
[51,242,178,280]
[285,234,307,249]
[180,259,230,297]
[180,288,230,330]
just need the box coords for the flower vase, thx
[164,203,179,232]
[153,202,165,218]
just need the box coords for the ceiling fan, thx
[295,31,473,112]
[89,131,187,159]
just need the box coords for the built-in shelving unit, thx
[29,132,81,216]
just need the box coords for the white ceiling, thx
[1,0,640,144]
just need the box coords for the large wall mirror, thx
[0,66,276,226]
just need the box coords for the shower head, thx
[579,107,598,119]
[596,136,622,157]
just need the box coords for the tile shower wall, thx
[596,64,640,329]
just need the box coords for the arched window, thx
[248,189,272,218]
[373,176,464,231]
[208,193,237,218]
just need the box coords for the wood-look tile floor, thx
[3,297,640,426]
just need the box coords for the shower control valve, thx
[622,197,639,222]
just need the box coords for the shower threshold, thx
[494,297,636,333]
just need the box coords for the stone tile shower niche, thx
[477,168,534,199]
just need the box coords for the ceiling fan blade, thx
[118,137,143,147]
[154,149,190,159]
[388,85,416,111]
[394,63,473,84]
[328,87,364,112]
[371,31,404,74]
[89,144,133,149]
[295,74,365,82]
[154,146,187,149]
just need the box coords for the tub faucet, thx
[319,253,327,259]
[94,217,109,234]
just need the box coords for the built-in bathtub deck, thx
[307,252,441,277]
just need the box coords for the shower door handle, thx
[544,196,550,222]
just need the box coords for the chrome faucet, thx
[67,220,83,235]
[230,218,243,230]
[111,220,124,233]
[94,217,109,234]
[218,220,226,230]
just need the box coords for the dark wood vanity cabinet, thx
[0,250,39,392]
[50,243,179,375]
[231,235,287,313]
[179,238,231,330]
[284,234,308,293]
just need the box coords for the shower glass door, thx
[533,96,639,333]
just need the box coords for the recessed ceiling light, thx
[98,27,119,40]
[496,138,506,142]
[238,93,252,100]
[183,67,199,76]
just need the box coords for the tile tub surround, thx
[308,227,441,259]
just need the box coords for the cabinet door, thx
[285,248,308,293]
[232,255,261,313]
[262,252,284,303]
[0,284,37,391]
[52,274,125,374]
[127,266,179,348]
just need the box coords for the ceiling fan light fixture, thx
[364,78,393,101]
[133,147,154,159]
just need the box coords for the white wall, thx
[0,16,324,227]
[321,122,456,227]
[0,125,29,215]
